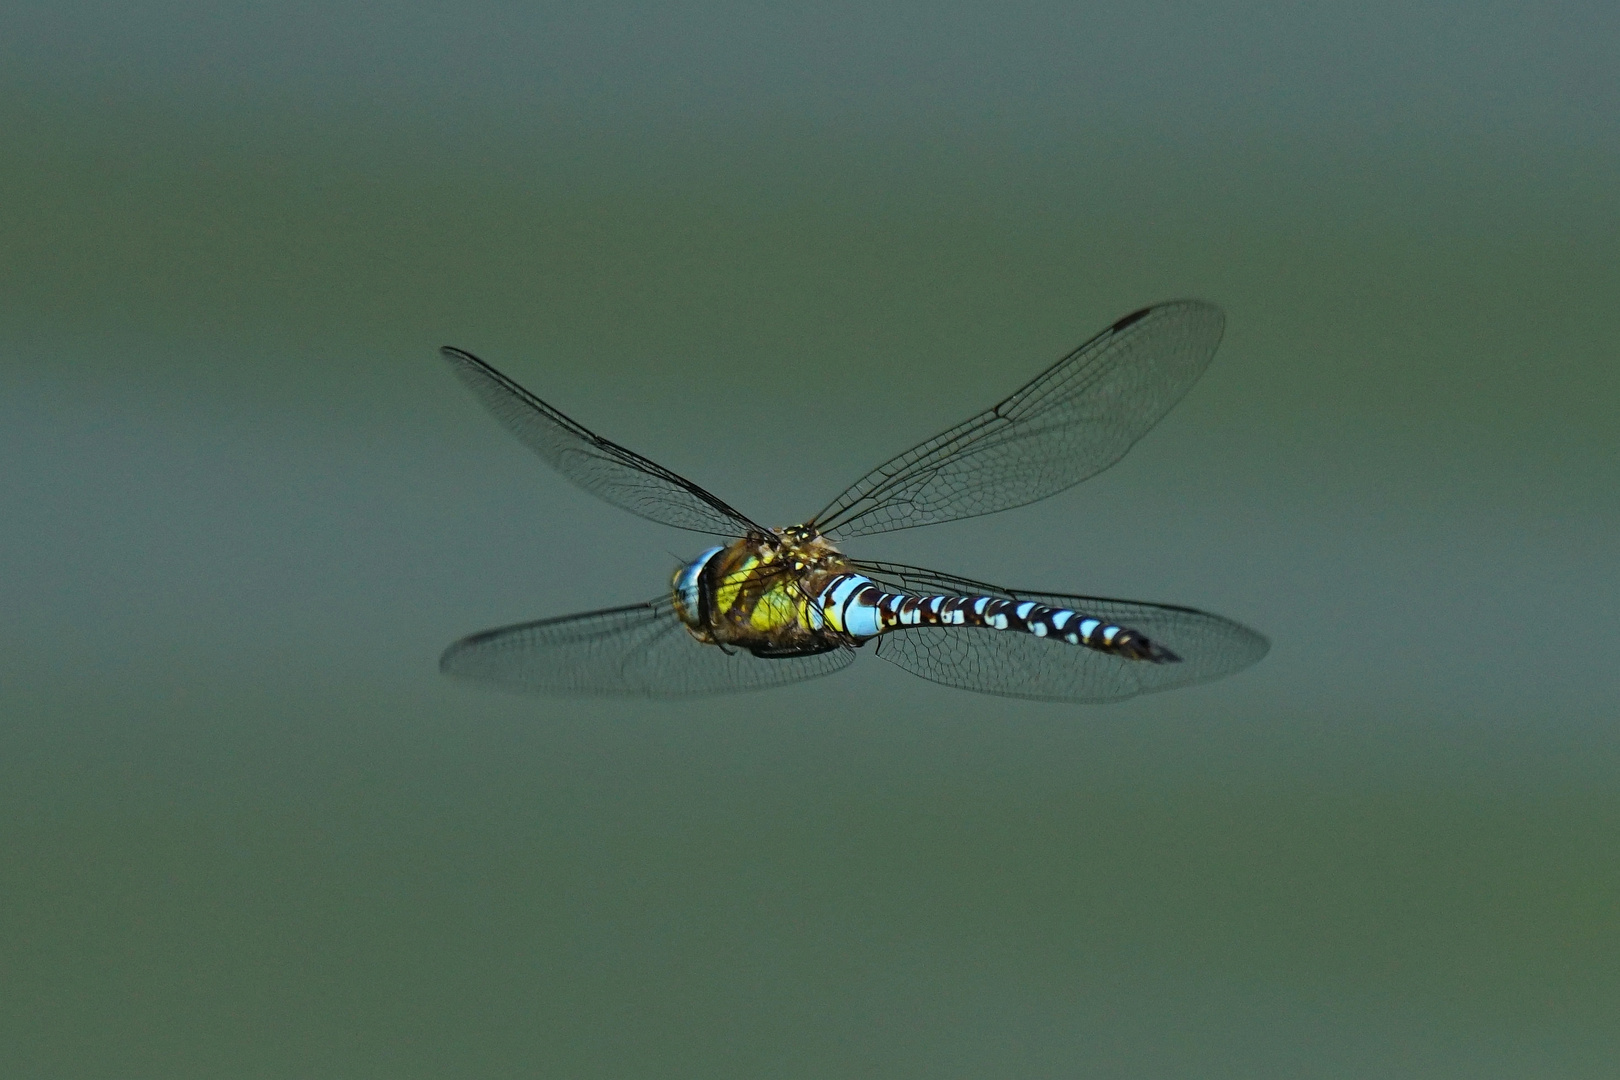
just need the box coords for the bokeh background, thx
[3,3,1617,1077]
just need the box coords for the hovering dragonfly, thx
[440,300,1267,702]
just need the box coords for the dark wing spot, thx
[1111,307,1152,332]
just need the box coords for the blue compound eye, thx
[672,546,725,622]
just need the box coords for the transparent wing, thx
[443,347,762,536]
[852,560,1268,703]
[814,302,1225,540]
[440,596,855,697]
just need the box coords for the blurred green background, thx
[2,3,1617,1077]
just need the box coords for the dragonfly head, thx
[671,545,725,626]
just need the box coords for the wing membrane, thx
[440,596,854,697]
[814,302,1225,539]
[852,560,1268,703]
[443,347,761,536]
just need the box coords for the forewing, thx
[815,302,1225,539]
[440,597,854,697]
[444,347,761,536]
[853,561,1268,703]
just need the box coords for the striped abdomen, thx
[815,573,1178,663]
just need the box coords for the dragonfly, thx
[439,300,1267,702]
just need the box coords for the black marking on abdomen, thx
[869,587,1179,664]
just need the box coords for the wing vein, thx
[443,347,763,536]
[813,302,1225,539]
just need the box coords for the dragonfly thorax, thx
[669,525,857,656]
